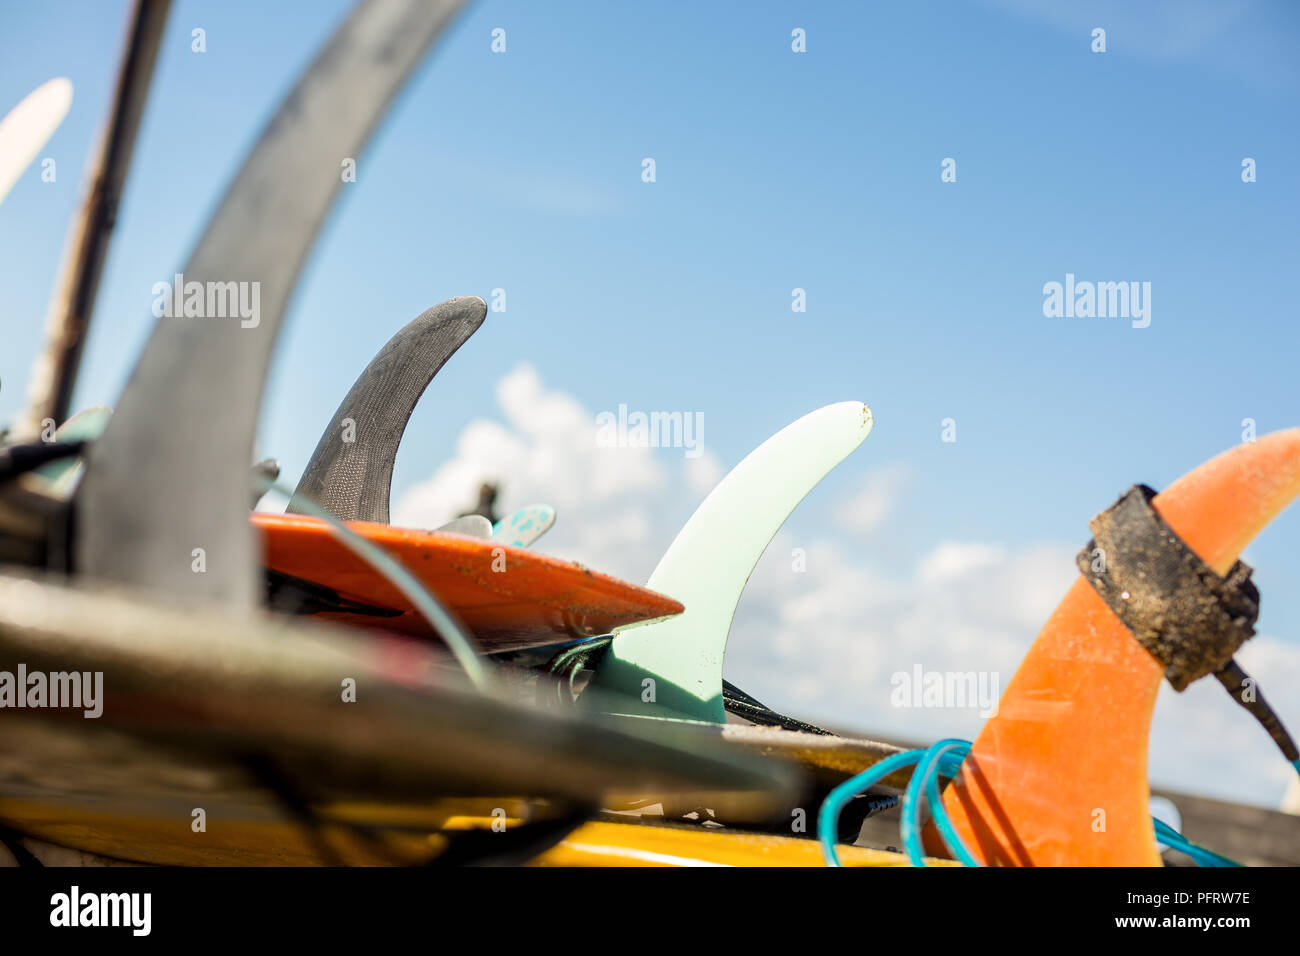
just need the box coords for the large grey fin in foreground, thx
[74,0,469,614]
[287,295,485,523]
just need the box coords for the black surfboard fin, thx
[287,295,486,524]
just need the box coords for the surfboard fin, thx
[74,0,470,613]
[249,458,280,509]
[435,514,493,538]
[0,77,72,208]
[287,295,486,524]
[942,428,1300,865]
[491,504,556,548]
[585,401,874,722]
[20,406,112,498]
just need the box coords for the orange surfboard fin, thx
[941,429,1300,866]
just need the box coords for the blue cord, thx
[818,749,922,866]
[898,744,940,865]
[920,742,983,867]
[1152,818,1240,867]
[901,739,980,866]
[819,737,1243,867]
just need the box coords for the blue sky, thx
[2,0,1299,807]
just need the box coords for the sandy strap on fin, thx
[587,401,874,723]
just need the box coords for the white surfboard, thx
[0,78,73,207]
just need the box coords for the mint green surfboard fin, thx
[26,405,113,497]
[585,401,874,723]
[491,503,556,548]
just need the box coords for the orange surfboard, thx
[255,513,684,652]
[941,429,1300,866]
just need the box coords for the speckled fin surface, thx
[491,504,556,548]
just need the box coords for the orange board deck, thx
[255,512,684,652]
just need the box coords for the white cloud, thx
[393,363,678,583]
[726,537,1077,749]
[684,449,723,498]
[979,0,1298,91]
[837,463,911,535]
[916,541,1005,585]
[395,365,1300,809]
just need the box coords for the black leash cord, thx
[1215,660,1300,763]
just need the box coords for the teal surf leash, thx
[818,738,1244,868]
[818,749,921,867]
[901,739,980,867]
